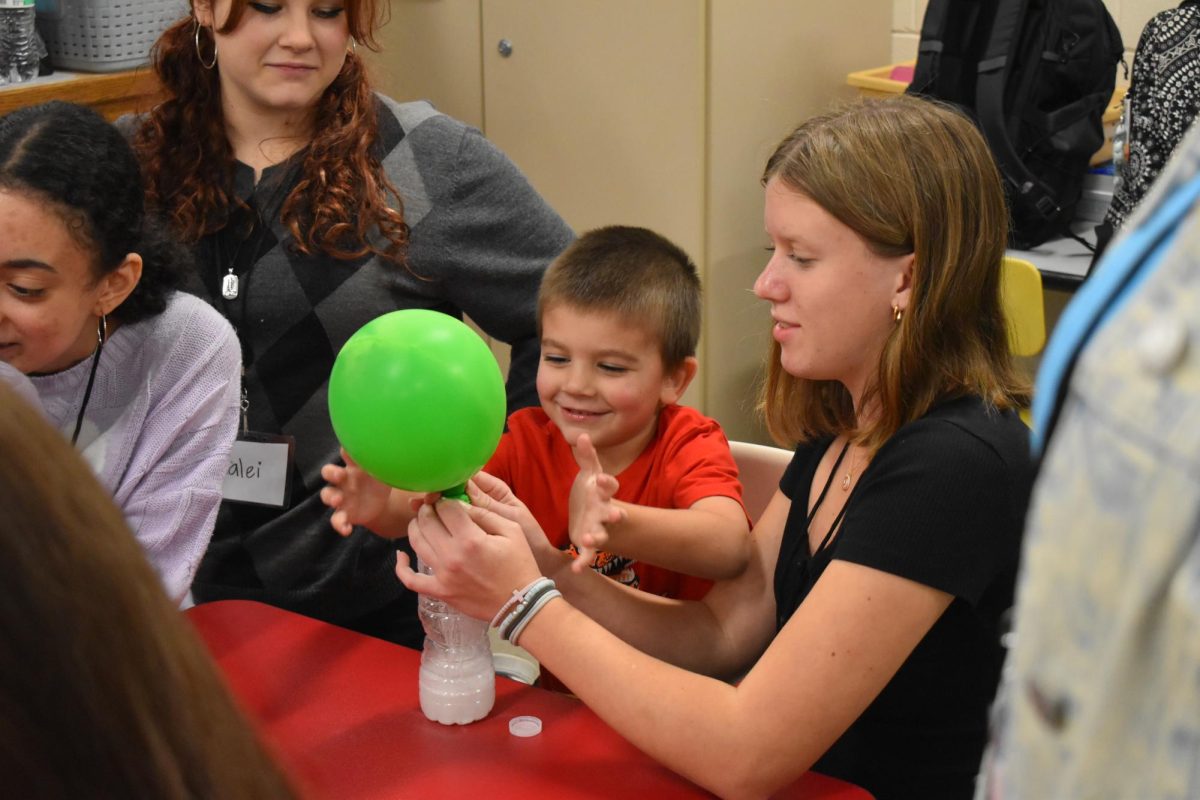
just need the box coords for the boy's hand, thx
[568,433,625,573]
[465,472,575,579]
[320,448,392,536]
[467,471,555,553]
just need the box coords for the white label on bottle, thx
[0,0,35,8]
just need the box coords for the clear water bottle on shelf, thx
[0,0,39,86]
[416,558,495,725]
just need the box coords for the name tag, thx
[222,432,295,508]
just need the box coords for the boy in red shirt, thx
[322,226,750,601]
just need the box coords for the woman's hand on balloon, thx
[320,448,393,536]
[568,433,625,573]
[396,498,542,620]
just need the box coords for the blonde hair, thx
[759,95,1028,448]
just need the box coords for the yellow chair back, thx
[1000,256,1046,358]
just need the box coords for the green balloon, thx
[328,310,507,494]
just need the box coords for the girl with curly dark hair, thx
[130,0,573,646]
[0,101,242,604]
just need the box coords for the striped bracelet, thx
[489,577,553,628]
[507,588,563,647]
[497,579,559,642]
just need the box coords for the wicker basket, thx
[34,0,185,73]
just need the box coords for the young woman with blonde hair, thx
[397,96,1033,800]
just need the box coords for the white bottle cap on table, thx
[509,715,543,737]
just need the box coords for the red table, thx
[187,600,872,799]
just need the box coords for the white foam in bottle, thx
[416,559,495,725]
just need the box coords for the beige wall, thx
[892,0,1179,62]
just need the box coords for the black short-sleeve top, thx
[774,396,1032,800]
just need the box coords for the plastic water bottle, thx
[0,0,39,86]
[416,558,495,725]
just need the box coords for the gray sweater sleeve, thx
[392,109,574,410]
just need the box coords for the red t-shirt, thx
[485,403,745,601]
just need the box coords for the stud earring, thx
[892,304,903,323]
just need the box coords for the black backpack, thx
[907,0,1124,249]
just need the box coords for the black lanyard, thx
[70,320,106,446]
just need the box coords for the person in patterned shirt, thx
[1097,0,1200,259]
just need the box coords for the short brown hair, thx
[759,95,1029,448]
[538,225,700,369]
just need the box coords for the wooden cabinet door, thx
[480,0,706,265]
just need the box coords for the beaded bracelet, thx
[489,577,553,628]
[497,579,559,642]
[508,588,562,647]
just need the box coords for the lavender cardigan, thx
[30,291,241,602]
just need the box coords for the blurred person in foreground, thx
[0,382,296,799]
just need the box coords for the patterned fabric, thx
[1105,2,1200,231]
[28,292,241,603]
[187,97,574,641]
[980,106,1200,800]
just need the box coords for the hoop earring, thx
[892,304,903,323]
[194,21,217,69]
[347,37,358,54]
[97,313,108,346]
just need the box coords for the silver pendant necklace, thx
[216,167,291,305]
[221,268,240,300]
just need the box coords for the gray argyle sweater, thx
[183,97,573,641]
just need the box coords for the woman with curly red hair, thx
[129,0,572,646]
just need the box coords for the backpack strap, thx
[909,0,953,95]
[975,0,1062,223]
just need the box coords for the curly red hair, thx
[132,0,408,263]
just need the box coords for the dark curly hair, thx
[0,101,186,324]
[132,0,409,264]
